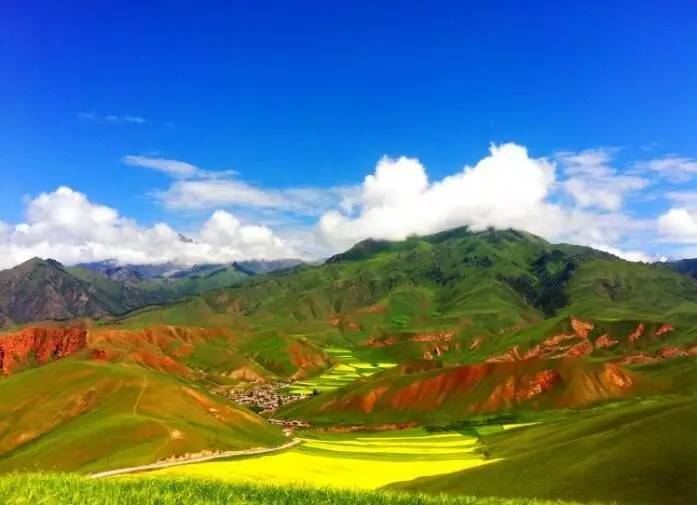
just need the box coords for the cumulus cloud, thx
[590,243,662,263]
[0,187,297,269]
[658,208,697,243]
[557,149,648,211]
[3,143,667,269]
[316,143,647,255]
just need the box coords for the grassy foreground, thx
[0,474,606,505]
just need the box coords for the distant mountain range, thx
[663,258,697,280]
[0,257,304,327]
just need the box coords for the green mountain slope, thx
[0,357,285,473]
[0,258,117,326]
[0,258,256,328]
[119,227,697,367]
[389,394,697,505]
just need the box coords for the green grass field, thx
[0,474,604,505]
[391,396,697,505]
[149,428,488,489]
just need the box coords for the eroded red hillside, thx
[0,327,87,374]
[280,357,648,424]
[487,318,681,364]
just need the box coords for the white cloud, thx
[123,116,147,124]
[590,243,661,263]
[4,143,668,269]
[557,149,648,211]
[658,208,697,243]
[122,155,200,178]
[0,187,297,269]
[634,155,697,182]
[79,113,149,124]
[316,143,647,256]
[666,191,697,211]
[126,155,355,216]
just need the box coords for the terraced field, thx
[286,347,395,394]
[150,428,488,489]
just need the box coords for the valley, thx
[2,227,697,504]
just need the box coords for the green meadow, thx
[0,474,605,505]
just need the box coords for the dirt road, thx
[90,438,302,479]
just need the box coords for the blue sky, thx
[1,1,697,267]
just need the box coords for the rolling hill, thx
[117,227,697,368]
[277,357,654,425]
[0,357,285,473]
[389,393,697,505]
[4,225,697,499]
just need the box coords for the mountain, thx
[75,260,178,282]
[0,257,306,327]
[664,258,697,280]
[0,258,118,326]
[234,258,305,275]
[4,225,697,494]
[121,227,697,359]
[76,258,305,281]
[119,226,697,424]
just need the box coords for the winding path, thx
[132,377,148,416]
[90,438,302,479]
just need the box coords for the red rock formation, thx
[602,363,633,388]
[543,333,578,347]
[490,318,597,363]
[486,345,523,362]
[288,341,332,380]
[571,318,594,339]
[517,370,561,400]
[655,324,675,337]
[365,330,454,348]
[0,327,87,374]
[595,334,619,349]
[658,346,688,359]
[360,385,389,413]
[363,335,400,348]
[412,330,454,343]
[617,354,657,366]
[563,339,593,357]
[617,344,695,366]
[628,323,645,343]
